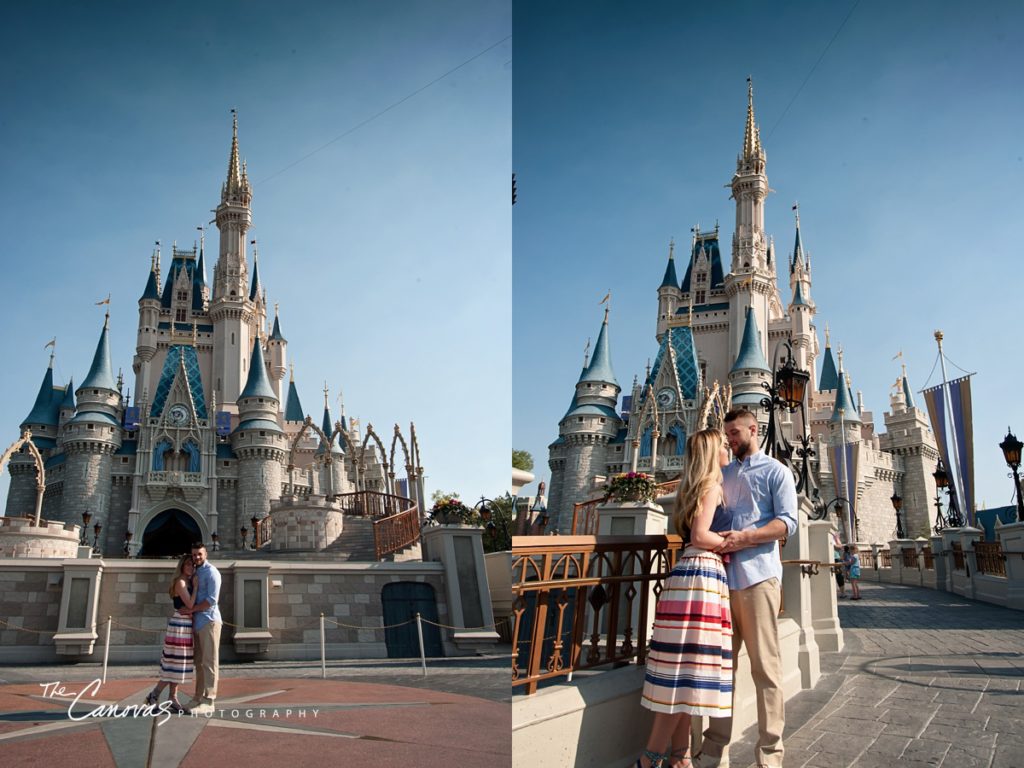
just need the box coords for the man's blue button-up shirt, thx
[711,450,798,590]
[193,562,222,631]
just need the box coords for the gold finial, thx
[192,320,198,346]
[837,345,844,370]
[934,329,944,345]
[274,302,279,318]
[824,323,831,347]
[196,225,205,251]
[668,238,675,259]
[289,363,294,383]
[323,381,330,410]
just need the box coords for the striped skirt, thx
[158,610,194,684]
[641,547,733,716]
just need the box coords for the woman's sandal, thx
[168,699,186,714]
[634,748,670,768]
[668,749,692,768]
[144,689,159,706]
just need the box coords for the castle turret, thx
[829,350,862,443]
[548,309,623,532]
[266,305,288,402]
[230,337,285,546]
[656,239,680,340]
[134,251,161,403]
[283,366,305,425]
[58,377,75,427]
[5,353,62,517]
[316,386,346,496]
[210,113,255,408]
[62,314,123,551]
[728,306,771,414]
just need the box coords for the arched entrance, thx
[381,582,443,658]
[140,509,202,558]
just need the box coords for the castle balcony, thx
[144,471,205,503]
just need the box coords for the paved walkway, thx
[725,581,1023,768]
[0,655,511,767]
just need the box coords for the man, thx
[694,409,797,768]
[185,542,222,716]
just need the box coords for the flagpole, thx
[935,331,966,524]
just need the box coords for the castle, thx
[5,117,411,558]
[547,83,941,543]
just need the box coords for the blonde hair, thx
[673,429,725,539]
[168,553,192,599]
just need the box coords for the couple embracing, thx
[636,409,798,768]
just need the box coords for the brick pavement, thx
[0,651,512,767]
[723,581,1024,768]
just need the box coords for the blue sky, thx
[0,1,511,512]
[513,1,1024,513]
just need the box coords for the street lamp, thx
[474,496,512,550]
[211,531,220,552]
[890,493,904,539]
[999,427,1024,522]
[251,514,260,549]
[92,522,102,555]
[240,525,249,550]
[760,341,815,498]
[123,530,133,558]
[932,459,964,531]
[80,510,92,546]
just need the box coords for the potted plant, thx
[604,471,658,503]
[429,495,474,525]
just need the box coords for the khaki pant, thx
[699,578,784,768]
[192,621,221,704]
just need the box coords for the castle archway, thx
[139,508,204,558]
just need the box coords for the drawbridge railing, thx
[337,490,420,560]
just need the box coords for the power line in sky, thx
[256,34,511,186]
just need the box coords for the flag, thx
[599,291,611,305]
[892,350,903,361]
[43,338,56,350]
[922,376,975,525]
[96,294,110,306]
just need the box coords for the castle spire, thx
[660,238,679,288]
[730,306,769,373]
[901,363,916,409]
[238,337,276,401]
[582,307,617,385]
[226,109,242,195]
[791,203,805,273]
[249,239,262,300]
[742,76,764,165]
[81,313,116,391]
[284,364,304,422]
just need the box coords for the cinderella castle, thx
[5,117,416,558]
[548,83,941,544]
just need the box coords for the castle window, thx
[175,308,187,322]
[260,431,266,436]
[696,272,707,283]
[88,424,94,430]
[176,290,188,303]
[695,290,706,304]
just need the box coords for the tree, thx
[512,449,534,472]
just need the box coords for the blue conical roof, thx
[831,368,861,424]
[284,379,304,421]
[321,406,341,453]
[60,377,76,411]
[141,268,159,301]
[22,361,58,427]
[238,338,277,400]
[902,375,916,409]
[731,307,769,373]
[249,254,261,301]
[790,282,806,307]
[581,311,617,386]
[270,313,286,342]
[80,318,116,391]
[660,252,678,289]
[818,345,839,391]
[791,221,805,273]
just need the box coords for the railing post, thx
[102,615,112,684]
[415,612,427,677]
[320,613,326,679]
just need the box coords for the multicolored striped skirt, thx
[641,547,733,716]
[158,610,194,684]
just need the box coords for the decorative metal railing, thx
[879,549,892,568]
[922,546,934,569]
[902,548,920,569]
[511,534,682,695]
[860,548,877,569]
[974,541,1006,577]
[337,490,415,520]
[372,506,420,560]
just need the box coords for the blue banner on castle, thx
[123,406,140,431]
[922,376,975,525]
[216,411,232,436]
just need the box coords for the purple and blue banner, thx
[922,376,975,525]
[828,440,860,544]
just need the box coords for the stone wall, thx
[0,518,81,559]
[62,450,114,530]
[269,499,343,551]
[0,558,451,663]
[4,458,39,518]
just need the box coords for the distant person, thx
[693,409,797,768]
[843,545,862,600]
[834,546,846,598]
[184,542,221,715]
[144,554,195,712]
[636,429,733,768]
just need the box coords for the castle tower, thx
[283,365,305,425]
[548,309,623,532]
[210,113,255,408]
[789,282,814,373]
[230,336,285,544]
[134,252,161,403]
[317,385,346,496]
[828,351,861,444]
[62,314,123,551]
[5,354,62,517]
[656,239,680,341]
[880,365,939,537]
[266,304,288,402]
[728,306,771,416]
[789,206,812,307]
[724,80,779,367]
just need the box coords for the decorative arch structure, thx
[135,502,208,558]
[0,430,47,525]
[361,424,391,495]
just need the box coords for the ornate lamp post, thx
[891,492,904,539]
[80,510,92,546]
[251,514,260,549]
[211,531,220,552]
[92,522,102,555]
[760,341,815,497]
[932,459,964,531]
[999,427,1024,523]
[123,530,133,558]
[240,525,249,550]
[474,496,512,551]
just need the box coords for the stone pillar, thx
[780,502,821,688]
[870,542,884,583]
[931,534,950,591]
[232,560,272,655]
[807,518,843,653]
[54,558,104,656]
[596,500,669,537]
[421,525,499,652]
[996,521,1024,611]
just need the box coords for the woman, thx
[636,429,733,768]
[144,554,196,711]
[843,545,862,600]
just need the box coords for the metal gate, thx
[381,582,443,658]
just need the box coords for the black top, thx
[172,580,194,611]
